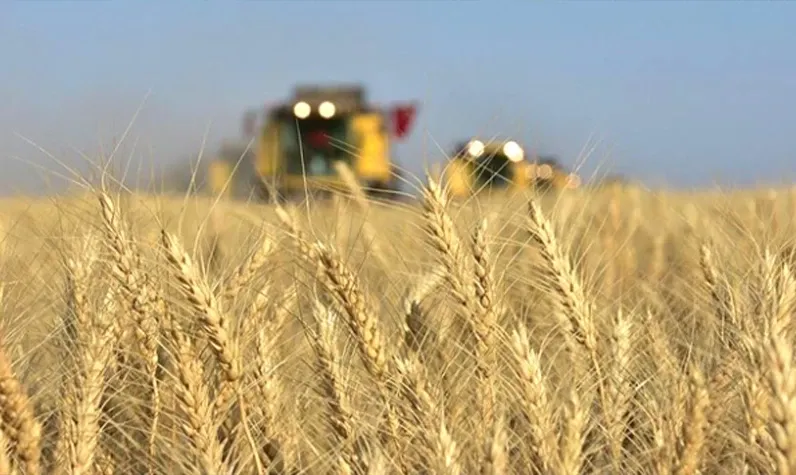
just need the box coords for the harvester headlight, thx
[502,141,524,162]
[319,101,336,119]
[466,140,485,157]
[293,101,311,119]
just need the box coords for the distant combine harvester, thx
[430,138,582,199]
[207,83,588,203]
[208,84,418,202]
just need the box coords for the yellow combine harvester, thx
[208,84,418,202]
[432,138,581,198]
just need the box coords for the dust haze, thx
[0,89,244,197]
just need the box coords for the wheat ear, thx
[470,219,499,434]
[675,365,710,475]
[308,301,361,474]
[168,319,230,474]
[312,242,403,466]
[0,342,41,475]
[97,191,161,470]
[394,354,462,474]
[765,325,796,475]
[527,199,606,408]
[160,229,263,474]
[604,308,632,471]
[510,324,558,473]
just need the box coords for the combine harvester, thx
[431,138,582,199]
[208,84,419,202]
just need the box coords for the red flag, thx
[390,103,418,139]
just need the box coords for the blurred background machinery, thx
[431,138,581,199]
[208,84,418,202]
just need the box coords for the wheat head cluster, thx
[0,172,794,475]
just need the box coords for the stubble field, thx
[0,175,793,475]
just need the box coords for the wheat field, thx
[0,172,794,475]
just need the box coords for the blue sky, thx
[2,1,795,195]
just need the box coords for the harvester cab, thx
[250,84,417,202]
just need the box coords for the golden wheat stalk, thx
[308,301,361,474]
[470,219,499,434]
[222,233,275,301]
[510,324,558,473]
[161,230,241,392]
[394,354,462,474]
[0,342,41,475]
[160,229,263,474]
[604,308,632,471]
[675,365,710,475]
[312,242,389,381]
[527,199,598,358]
[62,233,100,339]
[699,241,739,345]
[333,161,390,270]
[401,266,445,355]
[420,176,475,317]
[168,319,231,474]
[96,192,160,366]
[62,287,119,475]
[0,426,16,475]
[479,412,507,475]
[526,199,607,419]
[765,326,796,475]
[311,241,405,468]
[96,191,162,470]
[249,317,288,470]
[559,388,587,475]
[55,232,122,475]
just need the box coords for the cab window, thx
[473,153,514,188]
[279,116,353,176]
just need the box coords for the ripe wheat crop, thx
[0,174,794,474]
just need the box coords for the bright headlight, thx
[502,141,524,162]
[467,140,485,157]
[293,101,311,119]
[319,101,336,119]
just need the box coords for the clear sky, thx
[2,1,796,195]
